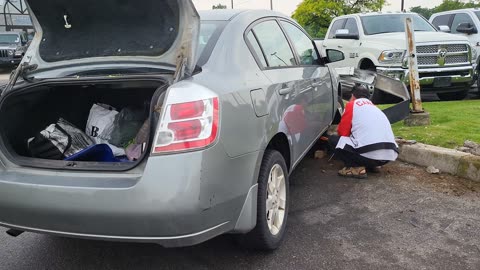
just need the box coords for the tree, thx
[212,3,227,9]
[292,0,386,38]
[410,6,434,19]
[410,0,480,19]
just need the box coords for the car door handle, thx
[322,44,327,48]
[279,86,293,96]
[337,45,343,49]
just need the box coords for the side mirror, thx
[334,29,359,40]
[326,49,345,63]
[438,25,450,33]
[456,22,478,34]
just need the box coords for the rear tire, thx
[238,149,289,250]
[437,89,469,101]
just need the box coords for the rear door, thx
[279,20,333,138]
[246,19,315,163]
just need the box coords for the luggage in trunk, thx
[0,79,167,170]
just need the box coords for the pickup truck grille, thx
[0,49,9,58]
[416,44,470,67]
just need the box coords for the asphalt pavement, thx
[1,157,480,270]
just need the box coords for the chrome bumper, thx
[377,65,474,90]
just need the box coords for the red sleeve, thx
[337,101,354,137]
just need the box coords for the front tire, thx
[238,149,289,250]
[437,89,469,101]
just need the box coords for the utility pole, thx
[270,0,273,10]
[401,0,405,11]
[404,16,430,126]
[231,0,233,9]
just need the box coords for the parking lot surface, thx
[1,156,480,270]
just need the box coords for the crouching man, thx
[330,85,398,179]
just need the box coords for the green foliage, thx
[410,0,480,19]
[292,0,386,38]
[386,100,480,148]
[212,3,227,9]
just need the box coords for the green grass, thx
[383,100,480,149]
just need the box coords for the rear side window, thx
[344,18,359,35]
[328,19,346,38]
[253,20,296,67]
[432,14,453,30]
[280,21,318,65]
[451,13,475,33]
[246,31,268,67]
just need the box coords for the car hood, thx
[23,0,199,77]
[367,31,470,48]
[0,44,18,50]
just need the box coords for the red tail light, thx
[153,97,219,153]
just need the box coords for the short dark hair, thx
[352,84,370,99]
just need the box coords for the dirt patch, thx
[383,162,479,197]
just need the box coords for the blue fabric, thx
[65,144,129,162]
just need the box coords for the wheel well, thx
[266,133,291,172]
[359,58,376,71]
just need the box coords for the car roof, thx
[432,8,480,16]
[336,12,418,19]
[198,9,289,21]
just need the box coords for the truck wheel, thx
[238,149,289,250]
[477,75,480,96]
[437,89,469,101]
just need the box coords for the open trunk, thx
[0,78,168,171]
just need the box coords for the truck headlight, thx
[379,50,405,64]
[7,50,14,56]
[471,45,477,64]
[14,50,22,57]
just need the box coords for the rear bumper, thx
[0,147,261,247]
[377,65,474,93]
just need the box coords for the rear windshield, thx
[361,14,436,35]
[0,34,19,44]
[196,20,227,66]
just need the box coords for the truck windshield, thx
[475,11,480,21]
[361,14,436,35]
[0,34,19,44]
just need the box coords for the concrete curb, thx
[398,143,480,182]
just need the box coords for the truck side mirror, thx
[456,22,478,34]
[438,25,450,33]
[334,29,359,40]
[326,49,345,63]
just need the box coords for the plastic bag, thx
[28,118,94,160]
[86,103,125,156]
[109,107,147,147]
[125,118,150,161]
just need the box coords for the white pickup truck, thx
[319,12,475,101]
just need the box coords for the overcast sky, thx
[192,0,444,16]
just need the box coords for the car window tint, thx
[432,14,453,30]
[280,21,318,65]
[329,19,346,38]
[246,31,267,67]
[253,20,296,67]
[451,13,475,34]
[344,18,359,35]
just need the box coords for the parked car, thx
[430,8,480,94]
[319,12,475,101]
[0,31,29,67]
[0,1,344,250]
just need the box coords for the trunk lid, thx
[23,0,199,78]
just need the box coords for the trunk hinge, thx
[1,59,37,96]
[173,55,191,83]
